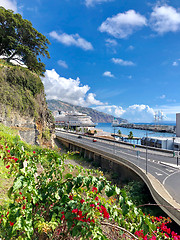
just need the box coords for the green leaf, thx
[105,185,115,197]
[97,181,105,192]
[7,186,13,198]
[74,175,83,188]
[13,176,24,191]
[72,226,79,236]
[65,173,73,179]
[66,181,73,194]
[115,186,120,195]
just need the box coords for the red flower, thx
[7,150,10,153]
[7,212,9,216]
[19,192,22,195]
[61,215,65,221]
[92,187,97,192]
[72,209,78,213]
[78,210,82,217]
[61,211,64,214]
[69,195,73,200]
[91,219,95,223]
[5,146,8,148]
[103,211,109,219]
[10,221,14,226]
[80,199,85,204]
[95,196,99,201]
[150,236,156,240]
[90,204,95,208]
[33,151,36,154]
[6,165,10,169]
[14,158,18,162]
[22,205,26,210]
[23,196,26,200]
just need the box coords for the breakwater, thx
[119,123,176,134]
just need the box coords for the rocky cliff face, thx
[0,61,55,147]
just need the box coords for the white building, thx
[176,113,180,137]
[141,137,174,150]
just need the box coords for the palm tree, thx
[128,131,133,139]
[117,129,121,136]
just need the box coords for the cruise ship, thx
[112,118,120,127]
[55,108,96,128]
[112,118,127,127]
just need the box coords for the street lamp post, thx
[173,137,175,157]
[146,131,148,174]
[114,127,116,154]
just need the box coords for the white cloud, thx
[103,71,114,78]
[105,38,118,47]
[0,0,17,12]
[150,5,180,34]
[86,93,103,106]
[85,0,113,7]
[58,60,68,69]
[159,94,166,99]
[121,104,155,123]
[99,10,147,38]
[94,104,155,123]
[49,31,93,51]
[94,105,125,116]
[172,61,178,66]
[112,58,135,66]
[127,45,134,50]
[41,69,103,107]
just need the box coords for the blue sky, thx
[2,0,180,122]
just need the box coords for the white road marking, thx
[155,172,163,176]
[163,170,180,185]
[166,169,174,173]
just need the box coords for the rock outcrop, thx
[0,60,55,147]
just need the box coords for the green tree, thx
[0,7,50,75]
[128,131,133,139]
[117,129,121,136]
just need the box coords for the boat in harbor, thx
[55,108,96,128]
[112,118,119,127]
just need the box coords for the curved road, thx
[56,131,180,205]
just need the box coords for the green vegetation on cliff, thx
[0,60,45,117]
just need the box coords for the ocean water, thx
[96,123,175,139]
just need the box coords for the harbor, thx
[118,122,176,134]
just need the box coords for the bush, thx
[0,124,180,240]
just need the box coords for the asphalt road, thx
[56,131,180,205]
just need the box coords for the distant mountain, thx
[47,99,127,123]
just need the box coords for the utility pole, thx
[146,131,148,174]
[114,127,116,154]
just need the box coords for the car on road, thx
[78,135,82,138]
[93,139,97,142]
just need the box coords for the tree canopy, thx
[0,7,50,76]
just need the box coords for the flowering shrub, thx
[0,124,180,239]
